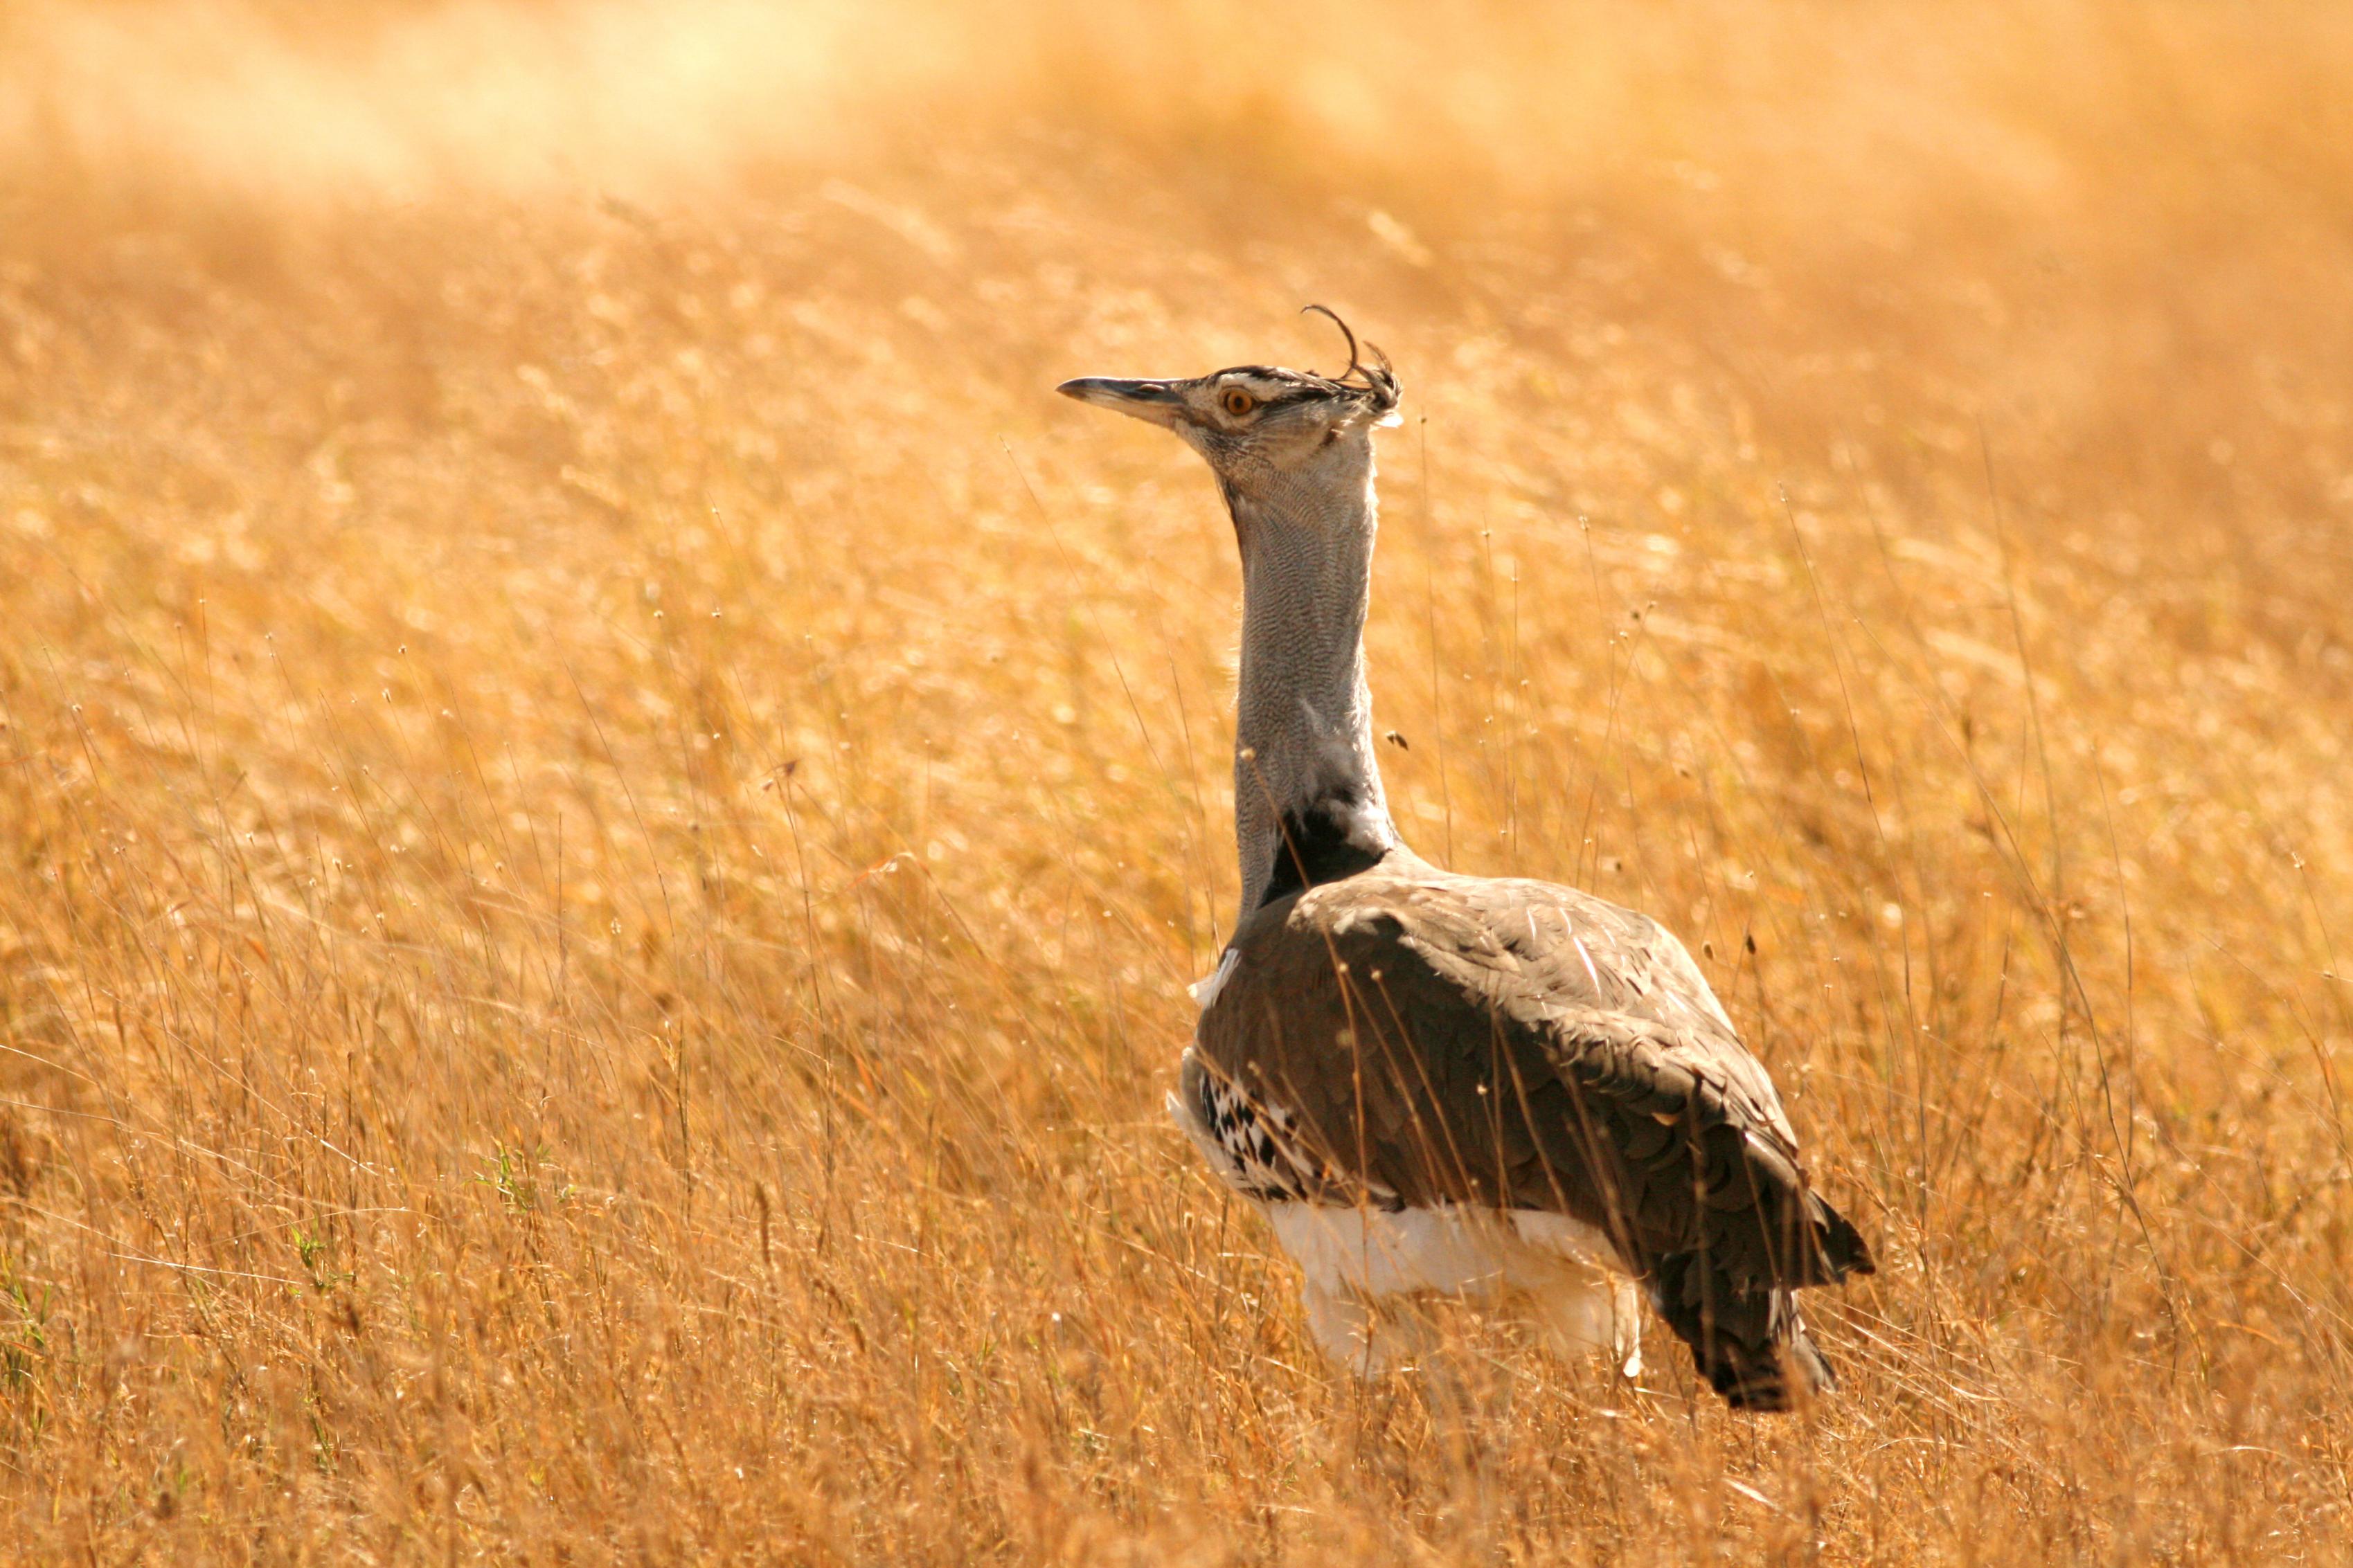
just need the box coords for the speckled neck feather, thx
[1228,438,1399,919]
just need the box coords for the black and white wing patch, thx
[1169,1047,1401,1211]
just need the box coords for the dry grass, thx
[3,1,2352,1560]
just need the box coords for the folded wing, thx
[1195,849,1874,1409]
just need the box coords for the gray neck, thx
[1228,444,1399,919]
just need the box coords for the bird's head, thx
[1057,308,1402,512]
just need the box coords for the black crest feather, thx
[1300,304,1401,417]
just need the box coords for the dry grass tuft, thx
[4,1,2353,1560]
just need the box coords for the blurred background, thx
[3,1,2352,1560]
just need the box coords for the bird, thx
[1057,309,1874,1411]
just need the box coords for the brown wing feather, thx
[1194,848,1874,1408]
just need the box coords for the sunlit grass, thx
[2,1,2351,1559]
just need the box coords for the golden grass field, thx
[4,1,2353,1559]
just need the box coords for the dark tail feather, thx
[1650,1255,1833,1413]
[1809,1191,1876,1281]
[1687,1322,1832,1414]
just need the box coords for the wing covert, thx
[1192,849,1873,1406]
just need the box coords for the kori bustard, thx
[1058,312,1873,1409]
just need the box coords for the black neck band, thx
[1259,792,1386,906]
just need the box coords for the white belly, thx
[1263,1200,1611,1297]
[1264,1200,1642,1371]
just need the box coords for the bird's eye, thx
[1221,389,1257,417]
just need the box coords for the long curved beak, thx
[1056,377,1189,430]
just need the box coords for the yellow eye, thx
[1221,388,1257,417]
